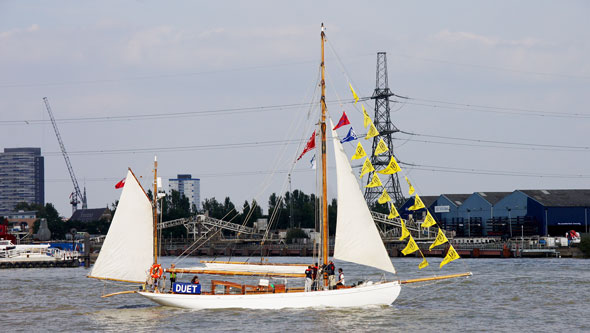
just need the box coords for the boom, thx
[43,97,87,213]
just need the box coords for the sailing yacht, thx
[89,24,469,309]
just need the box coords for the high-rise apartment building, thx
[0,148,44,212]
[168,174,200,212]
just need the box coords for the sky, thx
[1,1,589,217]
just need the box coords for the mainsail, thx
[89,169,154,283]
[331,123,396,274]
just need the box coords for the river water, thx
[2,256,589,332]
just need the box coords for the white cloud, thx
[123,25,184,64]
[0,24,39,39]
[198,28,225,39]
[434,29,542,48]
[120,24,312,69]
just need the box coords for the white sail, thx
[331,123,396,274]
[201,262,307,274]
[89,169,154,283]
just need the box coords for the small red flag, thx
[115,178,126,189]
[297,130,316,161]
[333,111,351,130]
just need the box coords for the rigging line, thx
[399,130,590,150]
[325,38,365,97]
[173,209,240,265]
[325,39,373,120]
[257,84,321,234]
[245,66,322,228]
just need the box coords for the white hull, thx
[138,281,401,309]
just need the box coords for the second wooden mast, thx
[320,24,329,269]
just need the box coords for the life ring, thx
[150,264,163,279]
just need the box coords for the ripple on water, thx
[2,257,590,331]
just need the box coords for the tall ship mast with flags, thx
[88,24,471,310]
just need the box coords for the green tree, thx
[202,197,238,221]
[328,198,337,235]
[268,192,288,230]
[162,190,191,221]
[240,200,263,227]
[29,203,67,239]
[289,190,316,229]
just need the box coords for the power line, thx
[45,161,590,183]
[400,162,590,179]
[36,127,587,157]
[399,130,590,151]
[43,139,302,156]
[3,93,587,126]
[388,53,590,80]
[0,99,355,126]
[398,137,586,152]
[396,99,590,119]
[0,60,322,89]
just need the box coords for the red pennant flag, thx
[333,111,351,130]
[115,178,126,189]
[297,131,316,161]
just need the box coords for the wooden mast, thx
[320,24,329,276]
[153,156,158,264]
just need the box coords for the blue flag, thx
[340,127,358,143]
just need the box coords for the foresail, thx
[331,121,396,274]
[89,169,154,283]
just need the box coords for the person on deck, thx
[152,278,160,293]
[311,263,319,290]
[190,275,202,294]
[336,268,345,287]
[326,261,336,290]
[304,266,313,292]
[169,263,177,292]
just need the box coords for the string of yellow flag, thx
[344,82,460,270]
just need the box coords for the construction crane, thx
[43,97,87,214]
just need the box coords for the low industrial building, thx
[399,189,590,238]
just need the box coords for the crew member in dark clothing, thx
[311,263,319,291]
[304,266,313,292]
[326,261,336,290]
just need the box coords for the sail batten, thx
[331,122,396,274]
[89,169,154,283]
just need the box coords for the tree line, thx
[15,189,337,240]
